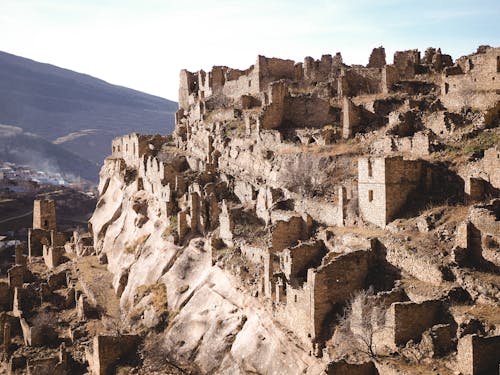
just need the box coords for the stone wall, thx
[441,46,500,111]
[393,50,420,79]
[483,146,500,189]
[368,47,386,69]
[326,360,378,375]
[387,300,442,347]
[240,244,268,265]
[358,157,422,227]
[256,55,295,91]
[279,250,373,345]
[42,245,64,270]
[457,334,500,375]
[110,133,166,167]
[33,200,56,231]
[310,251,372,341]
[342,97,362,139]
[284,95,338,129]
[28,229,64,258]
[381,65,400,94]
[303,53,343,84]
[86,334,140,375]
[341,67,383,97]
[180,55,295,114]
[271,215,311,252]
[259,81,287,130]
[280,240,326,281]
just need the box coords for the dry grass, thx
[162,216,177,239]
[125,234,150,254]
[380,358,455,375]
[77,255,121,319]
[133,282,168,319]
[330,226,388,238]
[277,141,361,156]
[451,304,500,325]
[437,127,500,165]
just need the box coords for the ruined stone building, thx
[358,157,423,227]
[80,45,500,374]
[3,45,499,375]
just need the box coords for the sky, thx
[1,0,500,101]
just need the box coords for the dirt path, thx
[0,210,32,223]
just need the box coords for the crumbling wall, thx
[259,81,288,129]
[457,334,500,375]
[393,50,420,80]
[303,53,343,83]
[441,46,500,110]
[342,97,362,139]
[326,360,378,375]
[367,47,386,69]
[280,241,326,281]
[110,133,166,166]
[310,251,372,341]
[42,245,63,270]
[340,67,383,97]
[279,250,374,346]
[86,335,140,375]
[179,69,198,110]
[256,55,295,91]
[271,215,311,252]
[387,300,443,347]
[483,146,500,189]
[381,65,399,93]
[284,96,338,128]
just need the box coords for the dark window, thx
[368,190,374,202]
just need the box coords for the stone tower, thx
[358,157,422,228]
[33,199,56,231]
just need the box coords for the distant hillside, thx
[0,50,177,181]
[0,125,99,182]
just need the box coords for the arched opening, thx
[368,159,373,177]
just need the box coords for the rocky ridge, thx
[0,45,499,374]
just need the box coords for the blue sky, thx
[1,0,499,101]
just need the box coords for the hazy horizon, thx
[2,0,499,101]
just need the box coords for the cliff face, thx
[89,45,500,374]
[89,155,324,373]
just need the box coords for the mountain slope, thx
[0,50,177,178]
[0,125,99,182]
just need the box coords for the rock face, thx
[89,45,500,374]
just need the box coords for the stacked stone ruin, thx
[0,200,134,374]
[3,45,499,374]
[89,45,500,374]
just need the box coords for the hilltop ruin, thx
[0,45,499,374]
